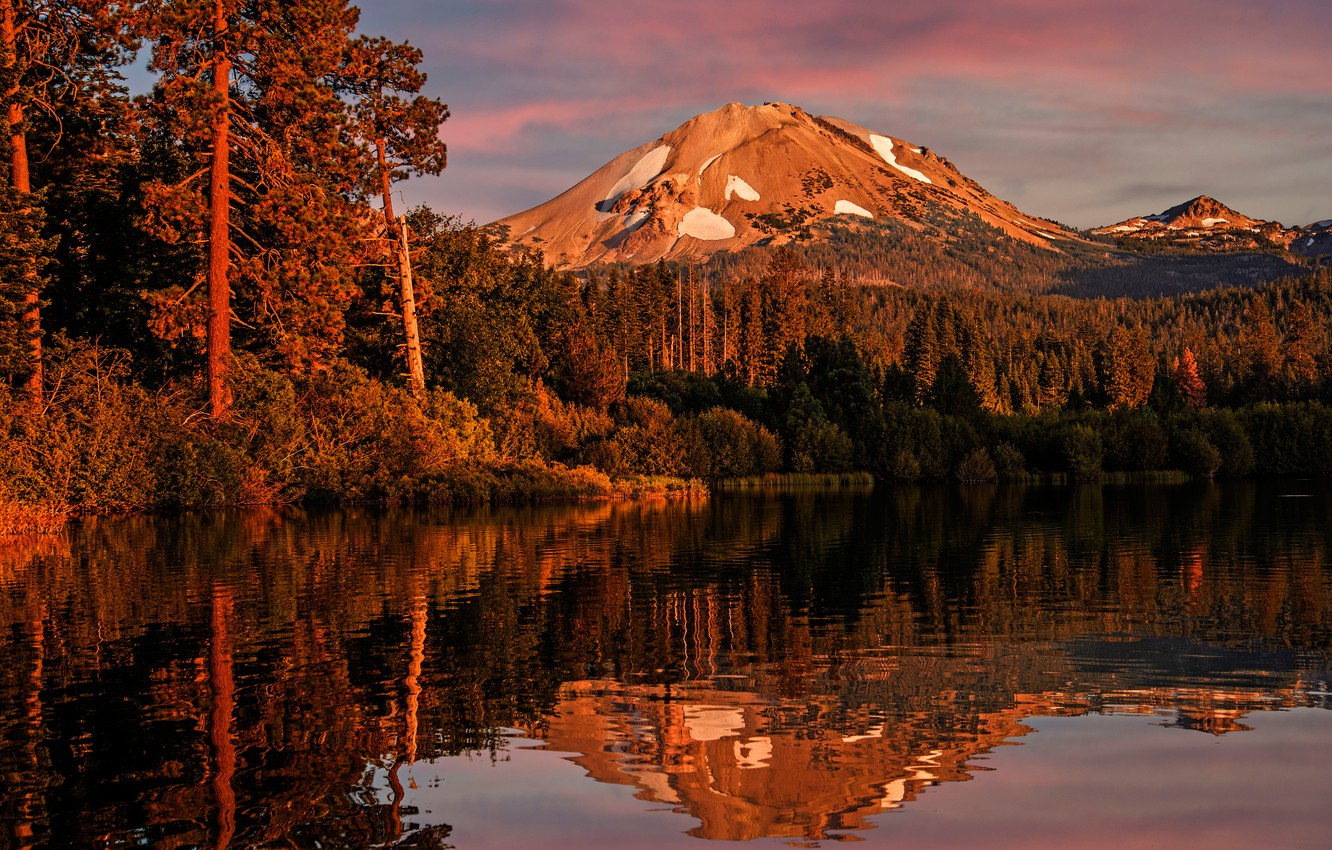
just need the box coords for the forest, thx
[4,1,1332,531]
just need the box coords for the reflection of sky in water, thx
[4,482,1332,846]
[393,709,1332,849]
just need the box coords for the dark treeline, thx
[571,252,1332,483]
[3,3,1332,524]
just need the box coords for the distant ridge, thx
[1092,194,1306,253]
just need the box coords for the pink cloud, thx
[360,0,1332,225]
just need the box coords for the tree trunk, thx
[397,217,425,397]
[2,0,41,405]
[378,137,426,398]
[206,0,232,417]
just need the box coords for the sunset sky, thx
[357,0,1332,229]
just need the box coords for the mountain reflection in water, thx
[1,482,1329,848]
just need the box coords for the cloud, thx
[357,0,1332,227]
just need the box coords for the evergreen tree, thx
[1172,347,1207,409]
[143,0,379,415]
[1,0,129,400]
[1236,294,1281,403]
[1097,325,1155,409]
[342,34,447,396]
[1281,298,1319,398]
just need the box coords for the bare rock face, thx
[1092,195,1298,252]
[488,102,1080,269]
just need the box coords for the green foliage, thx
[992,442,1027,479]
[956,447,997,483]
[1170,428,1222,478]
[9,4,1332,516]
[1102,409,1168,471]
[784,383,853,473]
[1061,424,1104,480]
[585,396,689,477]
[689,407,782,480]
[0,342,166,509]
[1238,403,1332,476]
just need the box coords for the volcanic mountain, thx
[488,102,1081,269]
[1092,195,1294,252]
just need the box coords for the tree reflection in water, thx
[0,482,1329,847]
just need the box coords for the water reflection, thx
[0,482,1329,847]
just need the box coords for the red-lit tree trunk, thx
[206,0,232,417]
[1,0,41,404]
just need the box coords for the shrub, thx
[1102,409,1167,471]
[956,447,997,483]
[1061,424,1103,480]
[583,396,689,477]
[690,407,782,479]
[1171,428,1222,478]
[992,442,1027,478]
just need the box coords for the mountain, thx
[1091,195,1296,252]
[1292,217,1332,258]
[488,102,1083,269]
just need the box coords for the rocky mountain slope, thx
[488,102,1085,269]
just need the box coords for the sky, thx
[355,0,1332,230]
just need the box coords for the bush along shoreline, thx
[5,340,1331,536]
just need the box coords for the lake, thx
[1,481,1329,848]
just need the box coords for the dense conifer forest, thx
[3,2,1332,530]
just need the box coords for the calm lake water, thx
[2,482,1330,849]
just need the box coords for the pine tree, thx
[1172,347,1207,409]
[143,0,376,415]
[342,35,448,397]
[1,0,128,401]
[1236,294,1281,403]
[1281,298,1319,398]
[1097,325,1155,410]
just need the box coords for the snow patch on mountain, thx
[598,145,671,212]
[678,207,735,240]
[699,153,723,175]
[725,175,761,201]
[623,209,650,231]
[1201,218,1228,227]
[869,135,931,184]
[834,200,874,218]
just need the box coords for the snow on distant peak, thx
[598,145,671,212]
[699,153,723,176]
[1201,217,1228,227]
[834,200,874,218]
[1312,219,1332,230]
[678,207,735,240]
[725,175,761,201]
[869,135,931,184]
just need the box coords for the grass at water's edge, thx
[0,467,1245,536]
[0,463,709,536]
[712,471,878,492]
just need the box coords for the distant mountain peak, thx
[1091,194,1293,251]
[488,102,1079,269]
